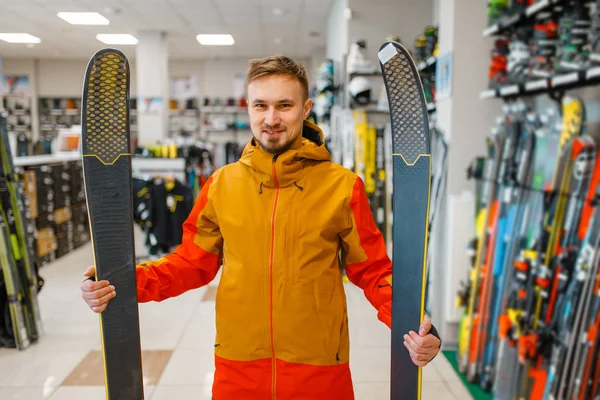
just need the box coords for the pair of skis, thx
[83,43,432,400]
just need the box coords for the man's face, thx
[247,74,312,154]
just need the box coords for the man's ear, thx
[303,98,313,119]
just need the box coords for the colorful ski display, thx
[456,96,600,399]
[0,110,43,350]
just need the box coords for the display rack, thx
[2,96,33,156]
[347,71,437,113]
[129,98,138,135]
[480,66,600,100]
[168,108,200,137]
[454,1,600,398]
[348,71,382,79]
[13,154,90,266]
[482,0,565,37]
[200,105,251,145]
[418,56,437,72]
[38,97,81,134]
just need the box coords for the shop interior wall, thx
[1,54,316,143]
[4,56,315,98]
[326,0,348,86]
[347,0,433,66]
[433,0,499,345]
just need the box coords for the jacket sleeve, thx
[135,175,223,302]
[340,176,393,328]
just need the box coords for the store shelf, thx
[203,127,244,132]
[482,0,561,37]
[418,57,437,72]
[479,66,600,99]
[201,106,247,114]
[14,152,81,167]
[349,71,382,79]
[169,109,199,115]
[351,103,389,114]
[132,157,186,182]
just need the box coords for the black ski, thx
[379,41,431,400]
[81,49,144,399]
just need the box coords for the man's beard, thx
[257,136,294,155]
[255,124,295,155]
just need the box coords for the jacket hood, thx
[239,120,331,188]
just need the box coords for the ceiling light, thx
[58,12,110,25]
[272,8,284,16]
[196,34,235,46]
[0,33,41,43]
[274,38,283,44]
[96,34,138,45]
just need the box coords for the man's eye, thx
[280,104,291,108]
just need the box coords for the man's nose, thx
[264,107,281,126]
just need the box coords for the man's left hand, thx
[403,314,441,367]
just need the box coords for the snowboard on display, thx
[81,49,144,400]
[379,41,431,400]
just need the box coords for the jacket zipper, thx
[269,155,280,399]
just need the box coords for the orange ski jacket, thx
[135,120,394,399]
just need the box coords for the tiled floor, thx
[0,241,472,399]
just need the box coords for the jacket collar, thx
[239,120,331,188]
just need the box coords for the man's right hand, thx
[81,266,116,313]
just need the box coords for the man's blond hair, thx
[246,56,309,100]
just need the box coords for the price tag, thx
[500,85,519,96]
[525,79,548,91]
[526,0,549,16]
[504,14,520,27]
[552,72,579,87]
[483,24,499,36]
[480,89,497,99]
[586,67,600,79]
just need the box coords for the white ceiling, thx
[0,0,332,60]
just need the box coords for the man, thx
[81,56,441,399]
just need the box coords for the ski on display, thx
[0,110,43,350]
[457,95,600,399]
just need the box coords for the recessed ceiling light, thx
[58,12,110,25]
[274,38,283,44]
[196,34,235,46]
[96,34,138,45]
[0,33,41,43]
[273,8,284,16]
